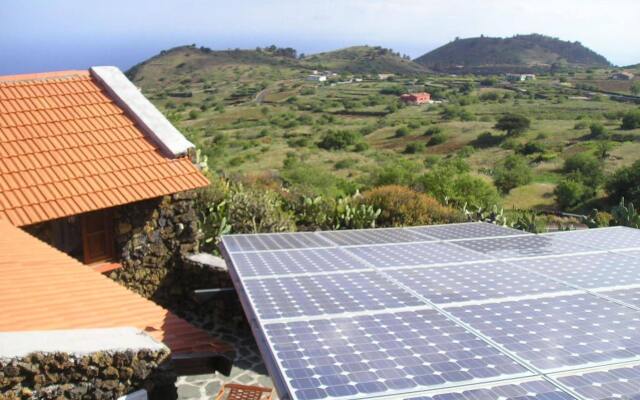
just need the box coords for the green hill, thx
[415,34,611,74]
[301,45,427,75]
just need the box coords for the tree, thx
[631,82,640,96]
[621,110,640,130]
[317,130,360,150]
[554,179,590,209]
[606,160,640,204]
[493,155,532,193]
[494,114,531,136]
[589,122,607,139]
[563,153,604,188]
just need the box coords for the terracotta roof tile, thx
[0,70,208,226]
[0,219,230,355]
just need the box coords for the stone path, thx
[175,315,279,400]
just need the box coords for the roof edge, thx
[90,66,194,158]
[0,70,89,83]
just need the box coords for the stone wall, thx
[110,191,202,305]
[0,349,173,400]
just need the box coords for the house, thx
[400,92,431,105]
[0,67,231,395]
[306,74,327,82]
[0,218,231,396]
[377,73,394,80]
[0,67,208,268]
[610,71,634,80]
[506,73,536,81]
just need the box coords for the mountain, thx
[415,34,611,74]
[301,45,427,75]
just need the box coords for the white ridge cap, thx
[0,327,168,359]
[90,66,194,157]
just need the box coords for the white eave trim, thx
[90,66,194,158]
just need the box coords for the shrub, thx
[404,142,425,154]
[518,141,546,155]
[606,160,640,204]
[589,122,608,138]
[473,131,503,148]
[621,110,640,130]
[318,130,360,150]
[395,126,410,138]
[362,185,461,227]
[554,179,590,209]
[479,91,500,101]
[574,121,589,130]
[493,155,532,193]
[369,159,421,187]
[428,133,447,146]
[353,142,369,152]
[494,114,531,136]
[424,126,442,136]
[188,109,200,119]
[563,153,604,188]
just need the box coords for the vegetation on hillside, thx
[415,34,611,73]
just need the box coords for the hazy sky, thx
[1,0,638,75]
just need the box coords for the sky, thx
[1,0,638,75]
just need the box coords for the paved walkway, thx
[175,313,279,400]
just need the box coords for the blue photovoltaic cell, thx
[386,262,573,305]
[597,287,640,308]
[222,232,334,252]
[548,226,640,251]
[509,252,640,289]
[449,294,640,372]
[316,228,435,246]
[264,310,530,400]
[454,235,594,259]
[555,363,640,400]
[409,222,527,241]
[344,242,490,269]
[229,247,367,277]
[406,378,576,400]
[242,271,425,320]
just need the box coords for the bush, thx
[574,121,589,130]
[369,159,421,187]
[428,133,447,146]
[563,153,604,188]
[417,158,500,209]
[518,141,546,155]
[479,91,500,101]
[473,131,503,148]
[353,142,369,152]
[404,142,426,154]
[606,160,640,204]
[494,114,531,136]
[188,109,200,119]
[621,110,640,130]
[589,122,608,138]
[493,155,532,193]
[362,185,461,227]
[395,126,410,138]
[424,126,442,136]
[318,130,360,150]
[554,179,590,209]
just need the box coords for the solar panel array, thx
[221,223,640,400]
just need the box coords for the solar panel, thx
[449,294,640,372]
[454,235,595,259]
[509,253,640,289]
[554,362,640,400]
[409,222,528,240]
[242,271,425,320]
[227,247,367,278]
[547,226,640,251]
[386,262,574,305]
[222,232,334,252]
[405,378,576,400]
[316,227,436,246]
[264,310,531,400]
[344,242,490,269]
[221,223,640,400]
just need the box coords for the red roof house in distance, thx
[400,92,431,105]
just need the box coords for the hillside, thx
[301,45,427,75]
[415,34,611,73]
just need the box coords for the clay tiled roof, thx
[0,70,209,226]
[0,218,230,356]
